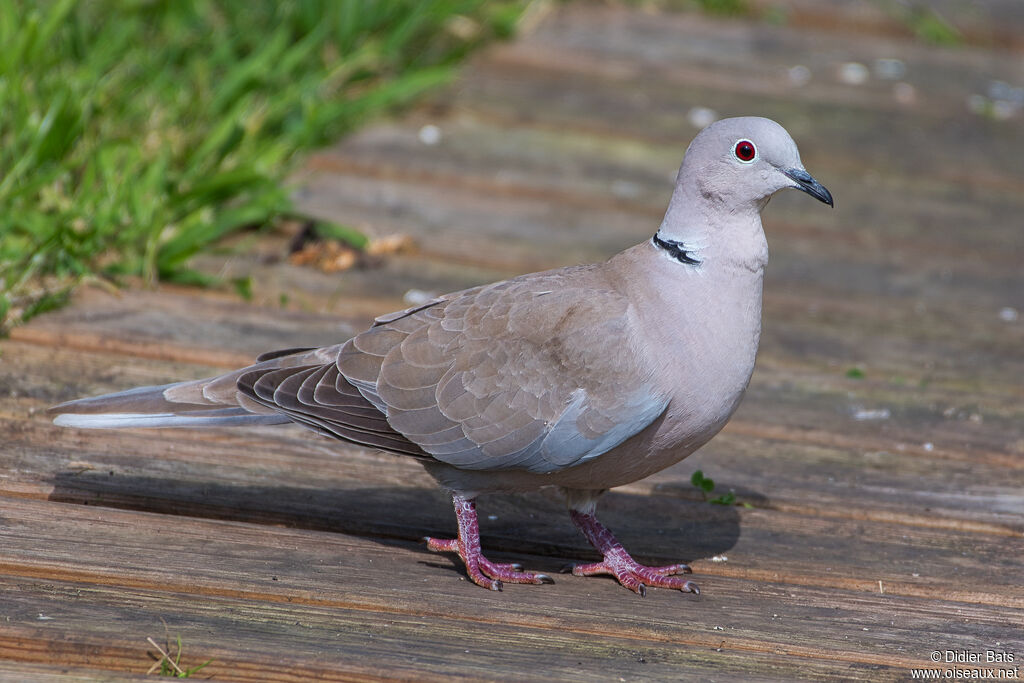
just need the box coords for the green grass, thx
[625,0,749,16]
[904,6,962,46]
[0,0,523,329]
[690,469,752,507]
[147,635,211,678]
[876,0,963,47]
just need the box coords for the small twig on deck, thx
[147,637,186,676]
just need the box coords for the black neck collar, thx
[652,233,700,265]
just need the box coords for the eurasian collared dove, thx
[51,116,832,595]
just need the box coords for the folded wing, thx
[243,269,669,474]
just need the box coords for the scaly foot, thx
[568,509,699,597]
[426,495,553,591]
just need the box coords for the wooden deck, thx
[2,2,1022,680]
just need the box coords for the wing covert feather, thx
[336,268,668,474]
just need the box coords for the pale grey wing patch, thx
[431,435,545,470]
[377,380,437,411]
[435,371,466,406]
[427,388,667,474]
[352,327,407,358]
[403,422,468,446]
[537,389,669,469]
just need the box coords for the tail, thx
[49,346,335,430]
[49,383,290,429]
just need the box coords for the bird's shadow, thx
[47,470,743,577]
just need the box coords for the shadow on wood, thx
[46,470,742,574]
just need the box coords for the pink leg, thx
[566,509,699,597]
[425,494,554,591]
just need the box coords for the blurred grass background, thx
[0,0,523,329]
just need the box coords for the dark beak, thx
[784,168,833,207]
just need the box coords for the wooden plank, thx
[4,431,1021,611]
[7,286,365,368]
[300,141,1024,304]
[184,227,519,316]
[0,661,151,681]
[4,407,1020,539]
[0,497,1020,678]
[0,576,909,683]
[747,0,1024,51]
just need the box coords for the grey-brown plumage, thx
[51,117,833,594]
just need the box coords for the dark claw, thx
[637,583,647,598]
[685,581,700,595]
[682,565,693,574]
[510,563,523,571]
[536,574,555,584]
[492,580,504,592]
[559,563,576,574]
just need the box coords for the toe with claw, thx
[565,547,699,596]
[568,509,700,596]
[427,495,553,590]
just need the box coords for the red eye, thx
[735,140,756,162]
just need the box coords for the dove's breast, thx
[652,264,764,452]
[571,239,768,486]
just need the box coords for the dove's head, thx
[678,116,833,210]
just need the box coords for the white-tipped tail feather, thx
[48,377,291,430]
[51,411,288,430]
